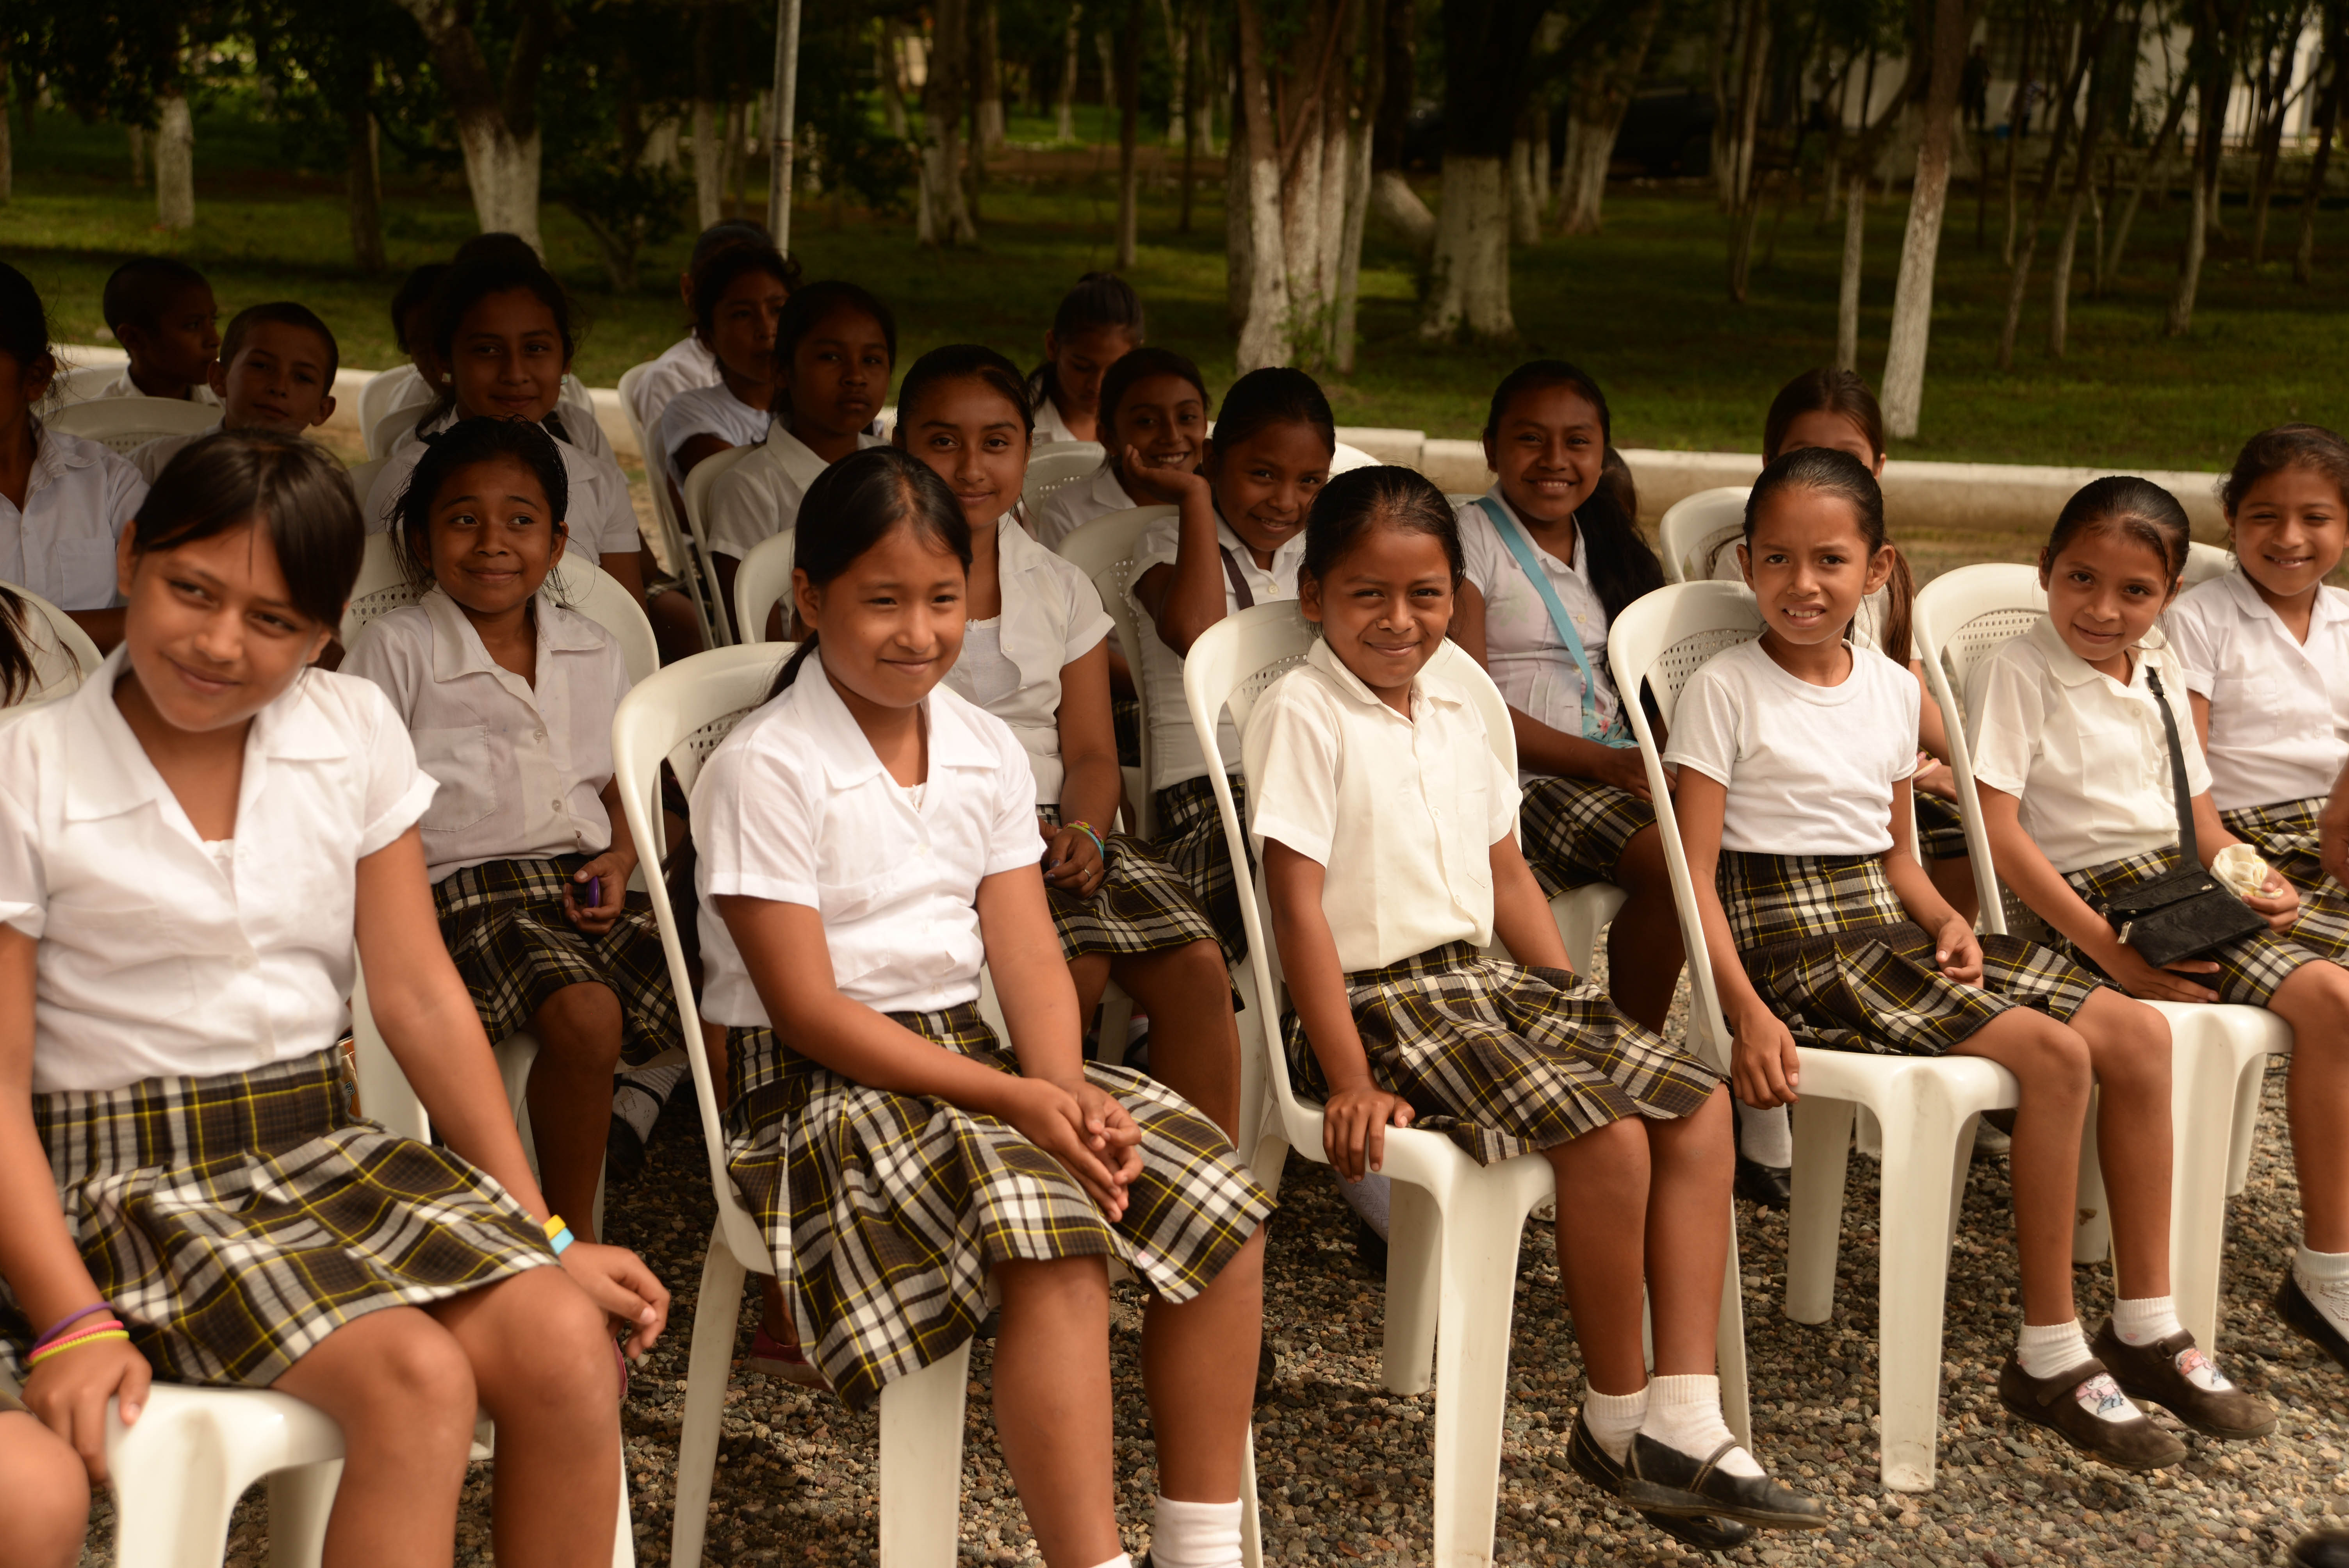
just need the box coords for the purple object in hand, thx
[582,876,602,909]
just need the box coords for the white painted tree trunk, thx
[694,100,724,228]
[1232,0,1291,370]
[0,79,12,205]
[1160,0,1187,147]
[1878,0,1963,440]
[1333,119,1373,373]
[155,89,195,231]
[128,125,147,188]
[880,26,911,139]
[1508,135,1541,244]
[453,107,542,249]
[1057,4,1082,141]
[1371,168,1435,256]
[1421,154,1513,340]
[1836,176,1864,371]
[978,1,1005,150]
[1556,118,1612,234]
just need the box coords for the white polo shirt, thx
[939,517,1114,806]
[0,655,435,1092]
[628,335,720,440]
[2167,568,2349,811]
[1456,490,1620,779]
[651,381,772,488]
[1032,392,1082,447]
[1244,640,1518,972]
[91,369,221,407]
[366,369,612,464]
[693,663,1041,1024]
[1966,616,2214,874]
[1,420,148,613]
[1129,507,1306,794]
[702,422,889,564]
[127,420,221,485]
[367,412,642,567]
[1034,463,1134,551]
[341,588,631,882]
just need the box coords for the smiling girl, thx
[1674,451,2234,1468]
[1032,347,1210,549]
[649,244,797,492]
[1975,471,2349,1392]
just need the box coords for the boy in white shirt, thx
[94,257,221,406]
[128,302,340,485]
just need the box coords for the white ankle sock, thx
[2111,1295,2183,1345]
[1736,1101,1793,1167]
[1338,1171,1392,1242]
[2297,1246,2349,1332]
[1151,1498,1241,1568]
[1085,1555,1134,1568]
[1638,1373,1763,1478]
[2018,1319,2140,1423]
[1581,1383,1647,1463]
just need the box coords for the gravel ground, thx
[77,1017,2349,1568]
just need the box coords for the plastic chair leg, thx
[877,1338,973,1568]
[1854,1105,1883,1158]
[1548,884,1628,976]
[1426,1185,1531,1568]
[1718,1214,1752,1449]
[266,1461,342,1568]
[1875,1092,1967,1492]
[1944,1114,1982,1254]
[1240,1429,1264,1568]
[1381,1180,1443,1397]
[1232,966,1271,1185]
[613,1441,638,1568]
[2171,1024,2266,1349]
[2226,1053,2266,1198]
[672,1227,752,1568]
[1784,1097,1857,1325]
[2073,1089,2112,1265]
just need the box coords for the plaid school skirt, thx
[1722,851,2105,1057]
[1153,774,1251,964]
[1114,696,1143,768]
[433,855,679,1066]
[1916,793,1971,863]
[1519,775,1656,897]
[1281,942,1718,1165]
[2062,835,2349,1007]
[1038,804,1221,961]
[0,1050,554,1386]
[723,1003,1272,1410]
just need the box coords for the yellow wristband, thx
[543,1214,569,1240]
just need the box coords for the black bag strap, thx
[2144,667,2200,865]
[1218,545,1256,611]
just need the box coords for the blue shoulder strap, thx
[1476,497,1631,747]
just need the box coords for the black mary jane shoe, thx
[1563,1415,1754,1551]
[2279,1272,2349,1377]
[2294,1529,2349,1568]
[1623,1433,1832,1531]
[1734,1152,1792,1211]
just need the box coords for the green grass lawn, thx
[7,103,2347,469]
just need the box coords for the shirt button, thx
[534,728,547,742]
[551,798,564,811]
[233,952,257,970]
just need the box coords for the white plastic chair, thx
[368,402,430,464]
[1656,486,1751,585]
[1058,504,1174,837]
[2182,540,2235,588]
[1912,563,2289,1354]
[681,443,756,647]
[1183,604,1750,1564]
[356,366,429,459]
[1019,441,1107,517]
[0,584,103,707]
[1609,579,2031,1492]
[41,358,128,409]
[731,526,797,645]
[610,645,1264,1568]
[619,361,719,649]
[343,457,387,518]
[45,396,218,455]
[338,532,658,683]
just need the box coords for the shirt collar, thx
[62,649,343,824]
[1213,515,1306,581]
[2219,561,2345,634]
[422,585,602,684]
[798,659,1001,788]
[1091,465,1134,508]
[1304,637,1462,718]
[1481,486,1581,573]
[2028,612,2170,691]
[28,418,100,486]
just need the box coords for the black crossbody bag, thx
[2092,668,2268,966]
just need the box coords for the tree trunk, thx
[1372,169,1436,255]
[2051,17,2121,358]
[345,105,385,272]
[978,0,1006,151]
[1837,175,1865,370]
[693,100,724,227]
[881,23,911,138]
[1879,0,1967,441]
[128,125,146,188]
[1117,0,1140,266]
[1508,132,1542,244]
[2170,12,2237,336]
[154,86,194,230]
[397,0,553,251]
[1998,2,2105,371]
[2297,21,2345,282]
[2249,16,2301,262]
[1531,103,1551,211]
[1057,2,1083,140]
[1179,0,1207,228]
[1423,156,1515,338]
[2001,4,2041,267]
[0,61,12,205]
[2099,77,2190,292]
[1333,9,1376,374]
[1556,0,1661,236]
[1231,0,1290,367]
[920,0,979,245]
[1160,0,1187,146]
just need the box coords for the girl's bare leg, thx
[1606,828,1687,1035]
[991,1256,1121,1568]
[2271,962,2349,1251]
[1949,1010,2093,1326]
[271,1307,479,1568]
[1113,941,1244,1137]
[0,1409,91,1568]
[429,1266,624,1568]
[1142,1227,1265,1502]
[1545,1116,1653,1393]
[526,981,627,1245]
[1640,1086,1736,1375]
[2069,989,2174,1299]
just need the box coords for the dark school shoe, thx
[1734,1152,1792,1210]
[1622,1433,1832,1531]
[2090,1319,2276,1440]
[606,1113,649,1182]
[2278,1271,2349,1377]
[1996,1357,2187,1470]
[2293,1528,2349,1568]
[1562,1415,1755,1552]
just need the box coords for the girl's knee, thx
[4,1413,91,1526]
[2025,1020,2095,1097]
[1171,937,1232,991]
[482,1271,622,1416]
[351,1314,478,1422]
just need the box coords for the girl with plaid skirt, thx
[0,432,668,1563]
[346,417,681,1246]
[1251,466,1827,1545]
[1130,367,1335,965]
[694,446,1272,1568]
[1977,467,2349,1395]
[1677,450,2257,1469]
[897,346,1245,1140]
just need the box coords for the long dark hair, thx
[2046,476,2192,585]
[136,431,367,630]
[389,417,573,594]
[2222,424,2349,519]
[770,447,972,698]
[895,344,1034,442]
[1303,466,1464,586]
[1763,368,1885,463]
[1482,359,1664,629]
[1028,271,1145,413]
[0,260,55,379]
[1209,367,1335,457]
[1744,447,1914,663]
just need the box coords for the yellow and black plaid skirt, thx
[1038,804,1221,960]
[2222,796,2349,948]
[2062,834,2347,1007]
[1282,942,1718,1165]
[1722,851,2105,1057]
[0,1050,554,1386]
[723,1003,1273,1410]
[433,855,679,1065]
[1519,775,1656,897]
[1152,773,1251,964]
[1916,793,1971,863]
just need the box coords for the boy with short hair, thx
[128,303,340,483]
[96,257,221,404]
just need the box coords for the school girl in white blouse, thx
[1130,367,1334,963]
[1674,451,2247,1466]
[1248,466,1821,1546]
[1031,346,1209,549]
[693,445,1270,1568]
[1024,272,1146,446]
[1973,472,2349,1395]
[0,265,148,654]
[344,417,681,1247]
[0,431,668,1564]
[647,244,795,492]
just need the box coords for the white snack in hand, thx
[2213,843,2270,899]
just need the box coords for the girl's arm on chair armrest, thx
[1265,839,1413,1180]
[1675,770,1802,1107]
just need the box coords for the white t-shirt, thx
[0,655,435,1092]
[1129,508,1306,793]
[1245,640,1519,973]
[2167,568,2349,812]
[341,588,631,882]
[1666,637,1919,857]
[938,518,1114,805]
[1967,617,2215,875]
[628,335,720,440]
[1455,490,1621,780]
[702,422,889,563]
[367,412,642,567]
[692,665,1041,1024]
[651,381,772,488]
[1035,463,1135,551]
[0,421,148,613]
